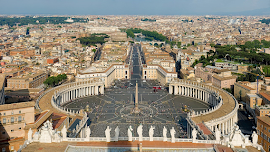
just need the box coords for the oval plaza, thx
[26,42,261,152]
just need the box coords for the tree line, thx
[260,19,270,24]
[0,16,87,26]
[43,74,67,87]
[125,28,167,41]
[77,33,109,46]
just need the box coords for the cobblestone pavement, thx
[63,44,210,138]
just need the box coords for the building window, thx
[19,111,21,114]
[18,116,22,122]
[2,147,5,152]
[11,117,14,123]
[3,118,6,124]
[11,130,14,132]
[3,113,5,116]
[2,132,5,134]
[19,127,21,130]
[11,146,14,150]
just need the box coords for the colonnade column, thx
[101,85,104,94]
[169,85,173,94]
[95,85,99,95]
[174,85,178,95]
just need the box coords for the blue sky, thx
[0,0,269,15]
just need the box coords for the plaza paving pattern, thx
[63,81,210,138]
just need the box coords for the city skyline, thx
[0,0,270,16]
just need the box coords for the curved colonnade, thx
[169,79,238,137]
[36,80,104,116]
[52,80,104,116]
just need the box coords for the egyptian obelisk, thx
[134,80,140,113]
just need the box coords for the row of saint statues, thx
[105,124,177,142]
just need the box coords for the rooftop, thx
[0,101,35,111]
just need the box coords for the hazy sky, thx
[0,0,270,15]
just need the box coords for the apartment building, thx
[257,116,270,151]
[7,71,48,89]
[0,102,35,152]
[0,74,5,105]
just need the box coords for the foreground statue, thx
[115,126,120,141]
[105,126,111,142]
[252,131,258,145]
[128,126,133,141]
[27,128,33,143]
[163,126,167,142]
[137,124,143,141]
[215,129,221,141]
[149,126,155,141]
[85,126,91,138]
[61,125,67,140]
[192,128,197,141]
[170,127,176,143]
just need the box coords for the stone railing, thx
[69,114,89,138]
[35,87,56,111]
[188,98,223,118]
[205,91,238,125]
[186,116,209,140]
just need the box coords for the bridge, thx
[134,40,166,46]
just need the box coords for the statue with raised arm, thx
[192,128,197,141]
[137,124,143,141]
[115,126,120,141]
[61,125,67,140]
[105,126,111,142]
[149,126,155,141]
[252,131,258,145]
[170,127,176,143]
[128,126,133,141]
[163,126,167,141]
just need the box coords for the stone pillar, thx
[174,85,178,95]
[222,123,225,135]
[92,86,94,95]
[182,86,184,95]
[169,85,173,94]
[101,85,104,94]
[95,85,99,95]
[225,121,228,134]
[187,87,190,96]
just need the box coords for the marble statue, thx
[28,128,33,143]
[128,126,133,141]
[170,127,176,143]
[85,126,91,138]
[149,126,155,141]
[215,129,221,141]
[54,132,61,143]
[105,126,111,142]
[115,126,120,141]
[192,128,197,141]
[252,131,258,145]
[137,124,143,141]
[61,125,67,139]
[39,120,53,143]
[163,126,167,142]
